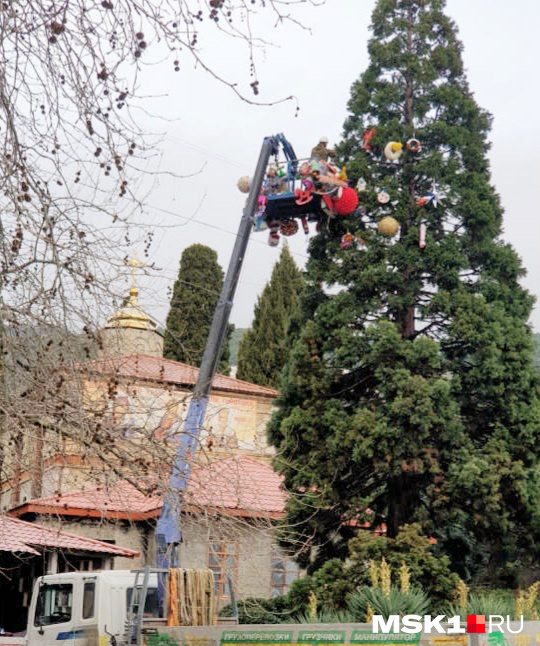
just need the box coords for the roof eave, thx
[9,504,161,522]
[82,370,278,398]
[11,503,283,522]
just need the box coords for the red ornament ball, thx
[333,187,359,216]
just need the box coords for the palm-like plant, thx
[348,586,431,621]
[444,590,535,621]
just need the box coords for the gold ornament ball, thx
[237,176,251,193]
[378,216,400,237]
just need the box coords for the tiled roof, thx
[10,456,285,521]
[186,456,285,517]
[76,354,278,398]
[0,515,139,557]
[10,482,162,521]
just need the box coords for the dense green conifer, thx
[269,0,540,583]
[163,244,231,374]
[237,245,304,389]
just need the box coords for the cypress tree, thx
[237,245,304,389]
[269,0,540,583]
[163,244,231,374]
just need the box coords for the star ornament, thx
[417,187,446,208]
[429,188,446,207]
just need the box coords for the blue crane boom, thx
[155,134,298,570]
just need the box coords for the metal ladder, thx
[125,566,168,646]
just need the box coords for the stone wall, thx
[29,513,285,601]
[35,515,149,570]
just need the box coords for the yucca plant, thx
[444,590,515,620]
[348,586,431,620]
[525,581,540,620]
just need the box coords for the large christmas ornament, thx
[356,206,367,217]
[384,141,403,161]
[301,177,315,191]
[331,186,359,216]
[340,232,354,250]
[299,161,311,177]
[363,126,376,150]
[356,178,367,192]
[237,176,251,193]
[378,216,400,237]
[377,188,390,204]
[268,221,280,247]
[418,186,444,209]
[419,222,427,249]
[406,138,422,153]
[295,188,313,206]
[417,191,440,208]
[265,166,285,194]
[280,219,299,236]
[356,235,366,250]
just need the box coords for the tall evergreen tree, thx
[269,0,540,583]
[236,245,304,388]
[163,244,232,373]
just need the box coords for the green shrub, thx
[219,597,293,624]
[312,559,356,610]
[346,525,460,607]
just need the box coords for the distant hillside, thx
[534,333,540,370]
[229,328,248,367]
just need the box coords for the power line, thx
[145,201,311,264]
[164,134,247,171]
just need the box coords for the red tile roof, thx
[10,456,285,521]
[76,354,278,398]
[0,515,139,557]
[187,456,285,518]
[10,482,162,521]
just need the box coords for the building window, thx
[78,559,94,572]
[208,542,238,603]
[271,551,300,597]
[58,556,103,573]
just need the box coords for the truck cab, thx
[26,570,160,646]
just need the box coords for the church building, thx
[0,274,299,612]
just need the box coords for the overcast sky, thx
[127,0,540,334]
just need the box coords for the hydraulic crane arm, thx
[156,134,286,569]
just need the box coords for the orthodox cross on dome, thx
[125,251,149,306]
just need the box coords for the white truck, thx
[0,568,218,646]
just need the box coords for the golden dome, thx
[105,287,157,331]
